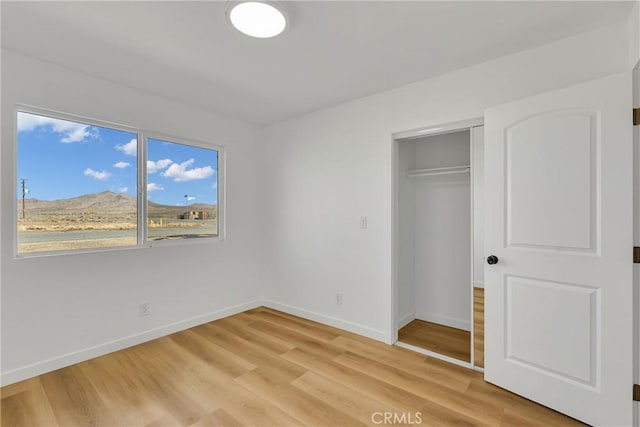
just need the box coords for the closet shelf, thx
[406,165,470,178]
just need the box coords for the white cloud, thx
[61,126,95,143]
[147,158,173,174]
[113,161,131,169]
[186,196,196,201]
[117,187,128,193]
[84,168,111,181]
[115,138,137,156]
[147,182,164,192]
[17,112,98,143]
[163,159,214,182]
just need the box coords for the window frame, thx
[141,131,225,248]
[13,105,225,258]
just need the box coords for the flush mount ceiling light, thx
[226,1,288,38]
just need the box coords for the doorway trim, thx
[389,117,483,370]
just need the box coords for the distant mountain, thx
[21,191,136,213]
[20,191,216,216]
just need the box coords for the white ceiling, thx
[1,1,634,125]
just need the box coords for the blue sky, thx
[17,112,218,206]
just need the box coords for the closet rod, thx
[407,165,470,178]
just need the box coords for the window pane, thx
[146,138,218,241]
[17,111,138,254]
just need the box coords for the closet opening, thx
[392,119,484,369]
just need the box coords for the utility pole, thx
[21,178,27,219]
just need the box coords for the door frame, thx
[389,116,483,370]
[633,62,639,427]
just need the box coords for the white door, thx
[484,72,633,426]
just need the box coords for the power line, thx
[21,178,28,219]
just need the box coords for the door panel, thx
[485,72,633,426]
[506,111,597,252]
[505,275,597,386]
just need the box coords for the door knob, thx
[487,255,499,265]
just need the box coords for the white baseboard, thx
[397,312,415,329]
[415,311,471,331]
[262,300,386,342]
[473,282,485,289]
[0,300,263,387]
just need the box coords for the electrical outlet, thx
[359,216,368,229]
[139,302,150,317]
[335,292,343,306]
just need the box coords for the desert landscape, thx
[17,191,218,253]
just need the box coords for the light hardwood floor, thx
[397,288,485,368]
[398,320,471,363]
[474,287,485,368]
[1,307,583,426]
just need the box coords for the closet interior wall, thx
[397,131,471,331]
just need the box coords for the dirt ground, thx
[18,216,204,232]
[18,236,138,253]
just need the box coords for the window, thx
[16,108,222,255]
[146,137,219,241]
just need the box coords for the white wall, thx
[396,140,416,328]
[0,50,274,385]
[262,22,631,343]
[472,126,485,288]
[411,132,471,330]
